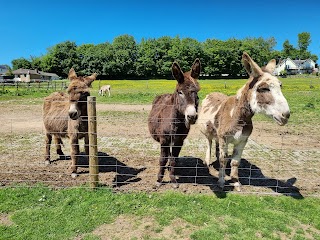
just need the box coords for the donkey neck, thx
[234,85,254,124]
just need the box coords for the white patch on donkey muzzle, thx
[68,103,81,120]
[185,104,198,127]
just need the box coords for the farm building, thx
[274,58,316,75]
[0,65,9,76]
[12,68,60,82]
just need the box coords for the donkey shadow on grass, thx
[173,156,303,199]
[52,152,146,187]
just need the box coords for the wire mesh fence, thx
[0,97,319,197]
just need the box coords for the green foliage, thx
[42,41,80,78]
[11,58,32,70]
[298,32,311,52]
[281,32,317,61]
[280,69,287,76]
[10,32,317,80]
[0,187,319,239]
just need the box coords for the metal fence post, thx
[87,96,99,188]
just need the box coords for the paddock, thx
[0,98,319,197]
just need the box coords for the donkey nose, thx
[282,111,290,119]
[187,114,198,124]
[69,111,78,120]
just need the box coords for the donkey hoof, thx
[172,183,179,189]
[233,182,242,192]
[44,160,51,165]
[218,180,225,190]
[153,181,162,189]
[71,173,78,178]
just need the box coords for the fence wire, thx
[0,99,319,197]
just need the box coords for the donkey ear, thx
[191,58,201,79]
[172,62,184,83]
[84,73,97,87]
[262,59,276,74]
[242,52,263,78]
[68,68,77,81]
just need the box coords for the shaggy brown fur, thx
[43,68,97,176]
[198,52,290,191]
[148,59,201,188]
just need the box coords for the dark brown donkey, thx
[43,68,97,177]
[148,59,201,188]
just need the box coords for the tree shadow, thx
[55,152,146,187]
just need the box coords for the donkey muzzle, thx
[187,114,198,124]
[69,103,81,120]
[274,111,290,126]
[185,105,198,125]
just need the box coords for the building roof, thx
[0,65,8,70]
[12,68,59,77]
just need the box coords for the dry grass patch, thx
[85,215,199,240]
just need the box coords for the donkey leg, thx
[170,140,184,188]
[45,133,52,165]
[230,141,247,192]
[215,141,220,162]
[157,145,169,186]
[84,134,89,156]
[217,138,228,189]
[205,137,212,166]
[70,137,80,177]
[54,136,65,159]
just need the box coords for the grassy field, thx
[0,186,319,240]
[0,77,319,239]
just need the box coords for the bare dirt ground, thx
[0,103,319,197]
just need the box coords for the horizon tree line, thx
[8,32,318,79]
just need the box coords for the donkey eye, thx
[178,91,183,95]
[258,87,270,93]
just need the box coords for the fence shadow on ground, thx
[73,152,146,187]
[173,156,303,199]
[174,156,226,198]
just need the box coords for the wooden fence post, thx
[87,96,99,188]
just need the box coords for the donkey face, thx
[172,59,201,127]
[67,68,96,120]
[242,53,290,126]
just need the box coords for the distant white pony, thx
[98,85,111,97]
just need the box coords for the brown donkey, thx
[43,68,97,177]
[198,52,290,191]
[148,59,201,188]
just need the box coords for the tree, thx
[135,38,158,77]
[44,41,80,78]
[298,32,311,52]
[168,37,203,73]
[30,56,43,70]
[11,58,32,70]
[154,36,175,77]
[282,40,297,59]
[111,35,137,78]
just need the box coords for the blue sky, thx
[1,0,319,66]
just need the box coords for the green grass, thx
[0,186,319,240]
[1,78,320,239]
[1,77,320,123]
